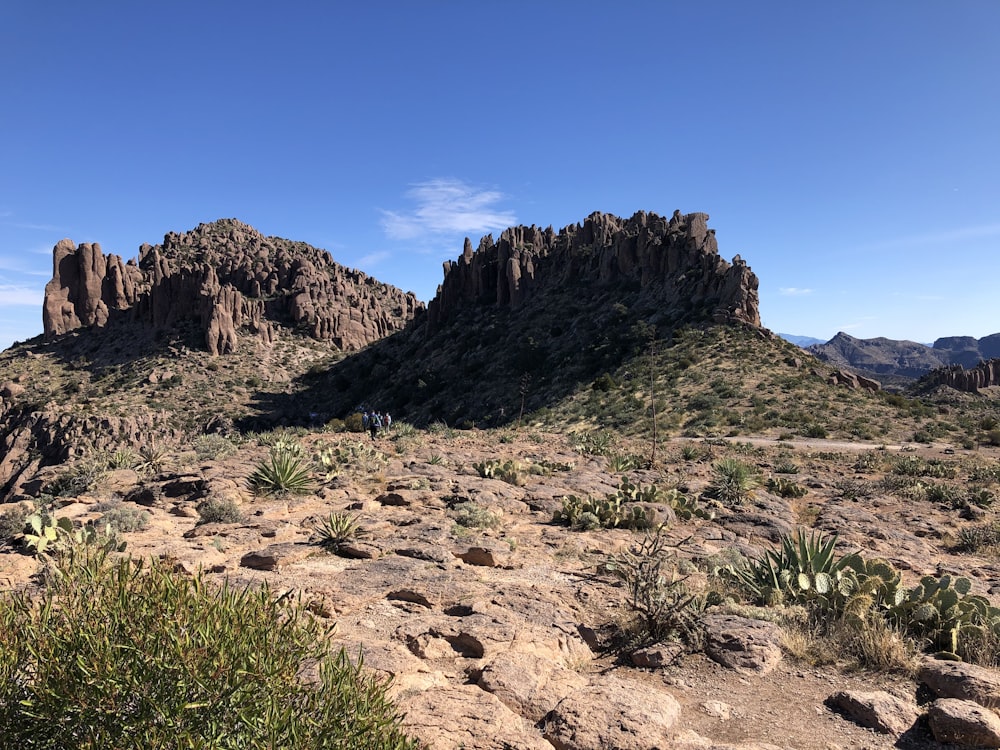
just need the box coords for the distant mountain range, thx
[780,331,1000,385]
[777,333,825,347]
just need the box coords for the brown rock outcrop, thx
[924,359,1000,394]
[42,219,423,355]
[43,239,142,336]
[426,210,760,334]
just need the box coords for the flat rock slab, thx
[702,614,783,674]
[928,698,1000,747]
[477,651,588,722]
[542,675,681,750]
[826,689,920,735]
[401,684,550,750]
[239,542,314,571]
[920,658,1000,710]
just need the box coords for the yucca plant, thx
[314,512,361,551]
[703,457,759,505]
[248,448,315,495]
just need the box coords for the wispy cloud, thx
[0,285,44,306]
[356,250,391,268]
[381,178,516,240]
[866,223,1000,251]
[779,287,813,296]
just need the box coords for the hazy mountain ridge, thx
[807,331,1000,386]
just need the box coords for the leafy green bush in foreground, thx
[0,551,418,750]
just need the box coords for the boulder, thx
[919,658,1000,711]
[825,689,920,734]
[927,698,1000,747]
[477,651,588,722]
[702,614,783,674]
[542,675,681,750]
[400,685,550,750]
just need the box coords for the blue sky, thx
[2,1,998,351]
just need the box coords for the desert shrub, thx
[343,413,365,432]
[136,444,169,474]
[606,450,643,473]
[721,530,900,617]
[106,448,139,469]
[703,458,759,505]
[970,463,1000,484]
[892,455,957,479]
[955,522,1000,553]
[392,421,417,438]
[451,501,502,529]
[679,443,703,461]
[196,497,245,525]
[571,431,613,456]
[605,526,709,649]
[773,460,799,474]
[98,504,151,533]
[833,477,875,500]
[0,552,419,749]
[43,459,108,498]
[924,482,961,505]
[802,424,828,439]
[0,504,30,546]
[193,433,237,460]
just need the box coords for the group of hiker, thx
[361,410,392,439]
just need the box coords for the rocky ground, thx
[4,427,1000,749]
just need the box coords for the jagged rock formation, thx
[922,359,1000,394]
[43,219,423,354]
[426,210,760,334]
[828,369,881,392]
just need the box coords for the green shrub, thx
[196,497,245,525]
[98,504,151,533]
[451,501,502,529]
[766,477,808,498]
[0,553,419,749]
[193,433,237,460]
[0,504,30,545]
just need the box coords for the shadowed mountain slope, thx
[293,210,761,427]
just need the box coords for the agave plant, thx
[314,512,360,551]
[247,449,315,495]
[726,529,866,610]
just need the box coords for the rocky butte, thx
[427,209,761,333]
[42,218,423,355]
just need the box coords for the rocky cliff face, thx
[42,219,423,354]
[426,210,760,334]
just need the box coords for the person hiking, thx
[385,412,392,431]
[362,411,370,431]
[370,411,382,441]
